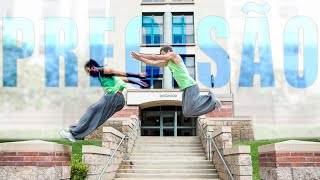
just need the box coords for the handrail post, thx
[197,118,235,180]
[208,134,211,161]
[124,135,128,160]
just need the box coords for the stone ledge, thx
[0,140,71,153]
[224,146,251,156]
[82,145,111,155]
[212,126,231,138]
[259,140,320,153]
[130,115,138,120]
[103,127,125,139]
[206,116,252,123]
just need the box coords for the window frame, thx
[142,13,164,45]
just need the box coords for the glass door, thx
[161,112,176,136]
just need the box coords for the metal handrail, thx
[197,118,235,180]
[97,135,126,180]
[97,118,140,180]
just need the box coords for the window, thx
[173,55,195,88]
[141,63,164,89]
[172,13,194,44]
[142,14,164,45]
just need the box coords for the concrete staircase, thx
[114,136,220,180]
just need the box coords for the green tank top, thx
[168,60,196,90]
[99,75,127,94]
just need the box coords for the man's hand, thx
[131,51,142,60]
[139,72,148,78]
[137,80,149,88]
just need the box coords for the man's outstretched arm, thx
[97,66,147,79]
[121,77,149,88]
[131,51,175,62]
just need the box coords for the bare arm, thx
[100,66,147,78]
[120,77,149,88]
[132,52,175,62]
[139,57,169,67]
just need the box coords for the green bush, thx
[71,160,89,180]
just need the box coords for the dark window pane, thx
[173,79,179,89]
[163,129,174,136]
[173,35,183,43]
[154,35,161,44]
[163,116,174,127]
[178,129,196,136]
[146,35,152,44]
[141,111,160,126]
[142,129,160,136]
[154,80,163,89]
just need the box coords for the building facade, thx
[86,0,254,140]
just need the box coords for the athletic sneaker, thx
[215,99,222,111]
[59,130,77,143]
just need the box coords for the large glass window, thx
[141,63,163,89]
[173,55,195,88]
[141,106,197,136]
[142,14,164,45]
[172,13,194,44]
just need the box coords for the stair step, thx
[136,139,201,142]
[122,160,212,165]
[116,173,219,178]
[117,169,217,173]
[135,142,201,145]
[133,147,203,150]
[129,156,206,160]
[131,153,205,156]
[132,149,204,153]
[119,165,215,169]
[138,137,199,139]
[115,177,220,180]
[134,144,201,147]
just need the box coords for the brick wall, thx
[0,140,71,180]
[112,106,139,118]
[206,102,234,117]
[259,140,320,180]
[0,151,70,167]
[259,152,320,167]
[200,117,254,142]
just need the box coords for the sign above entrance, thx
[126,89,211,106]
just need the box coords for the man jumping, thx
[59,59,148,142]
[131,46,221,117]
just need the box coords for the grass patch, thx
[234,138,320,180]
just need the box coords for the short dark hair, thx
[84,59,101,77]
[160,45,173,54]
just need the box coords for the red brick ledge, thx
[259,151,320,167]
[0,151,71,166]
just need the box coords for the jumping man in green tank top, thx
[131,46,221,117]
[59,59,149,142]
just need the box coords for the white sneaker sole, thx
[59,130,76,143]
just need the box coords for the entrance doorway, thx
[141,106,197,136]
